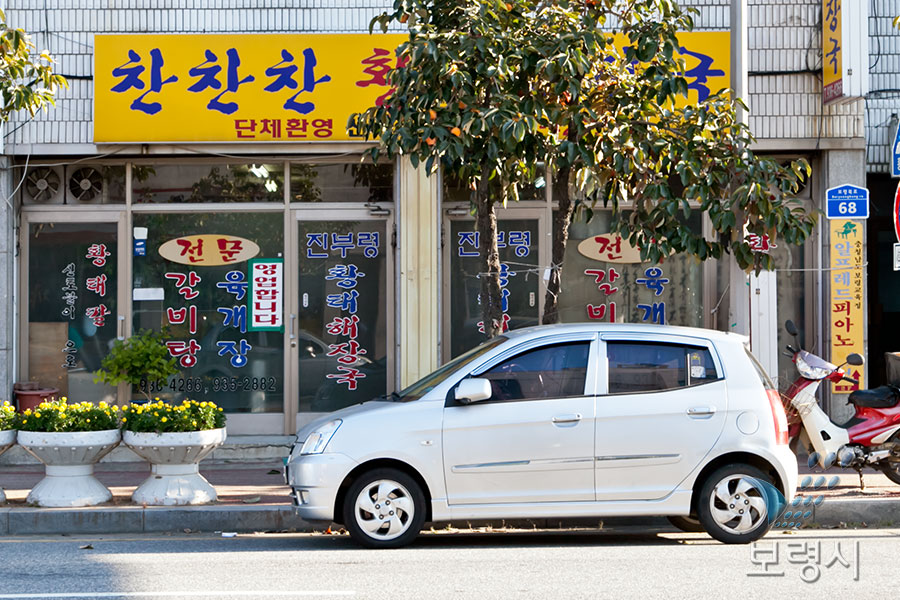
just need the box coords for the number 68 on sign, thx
[826,184,869,220]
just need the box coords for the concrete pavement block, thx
[8,506,145,535]
[812,497,900,526]
[142,505,313,533]
[0,507,8,535]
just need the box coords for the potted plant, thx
[122,400,227,505]
[0,401,16,502]
[94,329,179,402]
[16,399,121,507]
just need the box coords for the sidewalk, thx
[2,458,900,535]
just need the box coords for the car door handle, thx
[687,407,716,417]
[552,414,582,424]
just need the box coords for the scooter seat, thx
[848,385,900,408]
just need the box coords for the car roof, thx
[500,322,748,346]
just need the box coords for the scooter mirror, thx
[846,353,865,366]
[785,320,799,337]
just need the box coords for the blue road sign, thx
[826,184,869,220]
[892,122,900,178]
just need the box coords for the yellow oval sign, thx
[577,234,645,263]
[159,234,260,266]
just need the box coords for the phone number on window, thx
[139,377,279,394]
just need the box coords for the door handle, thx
[687,407,716,417]
[552,414,582,424]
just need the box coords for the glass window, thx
[298,220,389,412]
[290,163,393,203]
[607,342,718,394]
[132,164,283,203]
[556,210,704,327]
[477,342,590,401]
[27,222,118,403]
[131,212,285,413]
[447,218,540,357]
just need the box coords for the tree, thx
[352,0,814,337]
[0,10,66,121]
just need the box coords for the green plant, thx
[123,399,226,433]
[15,398,121,432]
[94,329,179,401]
[0,401,15,429]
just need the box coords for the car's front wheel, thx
[697,464,773,544]
[342,468,426,549]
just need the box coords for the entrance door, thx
[20,212,128,404]
[442,208,548,360]
[290,209,394,430]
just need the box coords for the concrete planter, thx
[123,428,226,505]
[17,429,121,507]
[0,429,16,502]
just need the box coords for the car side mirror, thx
[846,353,865,366]
[455,378,492,405]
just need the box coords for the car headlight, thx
[299,419,342,455]
[795,354,833,380]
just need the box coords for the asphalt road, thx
[0,526,897,599]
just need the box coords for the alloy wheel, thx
[708,474,768,535]
[353,479,416,542]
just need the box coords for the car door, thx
[442,334,598,505]
[594,335,727,501]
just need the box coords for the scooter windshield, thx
[799,350,836,370]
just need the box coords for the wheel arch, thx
[688,452,786,516]
[332,458,433,525]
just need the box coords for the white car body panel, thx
[285,323,798,527]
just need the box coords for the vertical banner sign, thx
[822,0,843,104]
[892,121,900,178]
[248,259,284,331]
[829,219,864,393]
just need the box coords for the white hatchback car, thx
[285,323,797,548]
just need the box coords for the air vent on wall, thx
[67,167,105,203]
[23,166,64,204]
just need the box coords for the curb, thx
[1,497,898,536]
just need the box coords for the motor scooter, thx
[783,319,900,487]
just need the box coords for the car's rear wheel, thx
[342,468,426,549]
[667,515,705,533]
[697,464,773,544]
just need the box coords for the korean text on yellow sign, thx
[94,32,730,144]
[829,219,864,393]
[822,0,843,104]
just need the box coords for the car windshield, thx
[391,336,508,402]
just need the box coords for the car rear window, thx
[606,342,720,394]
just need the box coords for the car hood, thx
[295,399,400,439]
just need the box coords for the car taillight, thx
[767,389,789,445]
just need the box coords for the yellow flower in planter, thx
[123,399,226,433]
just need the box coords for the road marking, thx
[0,593,354,598]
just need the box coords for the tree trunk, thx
[475,173,504,338]
[542,163,574,324]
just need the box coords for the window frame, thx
[598,333,725,396]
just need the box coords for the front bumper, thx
[284,452,357,522]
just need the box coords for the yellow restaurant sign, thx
[822,0,843,104]
[159,234,260,266]
[577,234,645,264]
[829,219,865,393]
[95,32,730,144]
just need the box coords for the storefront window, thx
[557,210,704,327]
[132,164,283,203]
[290,163,393,203]
[447,219,540,358]
[132,212,285,413]
[27,222,118,403]
[298,220,389,412]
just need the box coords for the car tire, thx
[696,464,774,544]
[667,515,705,533]
[342,468,426,549]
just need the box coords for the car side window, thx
[607,342,719,394]
[478,342,590,402]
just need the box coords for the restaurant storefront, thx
[7,22,845,439]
